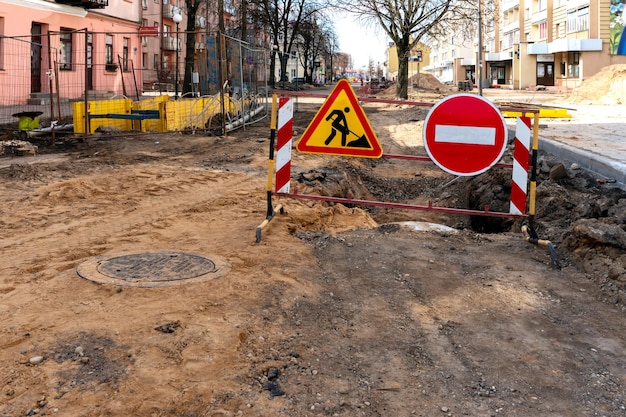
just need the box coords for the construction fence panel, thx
[0,31,270,137]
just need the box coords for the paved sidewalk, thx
[516,103,625,188]
[478,89,625,188]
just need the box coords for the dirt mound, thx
[374,72,454,100]
[567,64,626,105]
[409,72,455,92]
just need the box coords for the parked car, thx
[291,77,306,84]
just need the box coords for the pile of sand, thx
[567,64,626,105]
[374,72,454,99]
[409,72,455,92]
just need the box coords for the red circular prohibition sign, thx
[423,94,508,176]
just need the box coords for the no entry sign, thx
[423,94,508,176]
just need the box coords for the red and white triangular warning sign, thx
[296,79,383,158]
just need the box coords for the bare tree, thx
[295,12,333,83]
[248,0,326,86]
[333,52,350,76]
[324,30,339,81]
[337,0,477,99]
[180,0,203,96]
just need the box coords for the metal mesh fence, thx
[0,30,269,138]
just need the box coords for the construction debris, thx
[0,140,38,156]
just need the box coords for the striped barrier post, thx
[275,97,294,193]
[514,113,558,268]
[510,116,531,215]
[256,96,293,243]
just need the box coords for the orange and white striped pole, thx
[510,116,531,215]
[256,95,292,243]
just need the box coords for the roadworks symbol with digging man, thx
[324,107,370,148]
[296,79,383,158]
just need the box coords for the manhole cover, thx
[77,251,230,288]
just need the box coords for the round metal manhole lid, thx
[77,251,230,288]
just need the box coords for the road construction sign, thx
[423,94,507,176]
[296,79,382,158]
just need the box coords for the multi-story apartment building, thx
[0,0,142,104]
[425,33,476,85]
[140,0,188,89]
[0,0,234,105]
[386,41,431,82]
[487,0,626,89]
[415,0,626,90]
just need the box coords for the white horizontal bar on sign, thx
[434,125,496,145]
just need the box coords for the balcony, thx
[527,38,603,54]
[501,0,517,12]
[531,9,548,24]
[55,0,107,9]
[162,36,181,51]
[486,51,512,61]
[163,4,178,19]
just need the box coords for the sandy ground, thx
[0,83,625,417]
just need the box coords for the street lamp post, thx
[173,11,183,99]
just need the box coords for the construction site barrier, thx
[256,91,557,268]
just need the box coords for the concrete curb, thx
[506,126,625,190]
[539,136,626,190]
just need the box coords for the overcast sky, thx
[333,13,390,69]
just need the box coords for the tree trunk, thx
[269,50,277,86]
[241,0,247,46]
[182,29,196,96]
[182,0,200,96]
[395,43,410,100]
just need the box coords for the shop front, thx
[536,54,555,86]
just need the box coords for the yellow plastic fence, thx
[73,99,133,134]
[72,94,236,134]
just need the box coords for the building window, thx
[567,7,589,33]
[225,0,236,14]
[164,24,171,37]
[60,28,73,70]
[154,53,159,69]
[538,22,547,40]
[123,38,129,71]
[503,31,516,49]
[568,51,580,77]
[105,34,115,71]
[538,0,547,11]
[142,52,147,69]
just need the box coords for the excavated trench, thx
[293,158,516,234]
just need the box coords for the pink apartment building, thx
[0,0,143,106]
